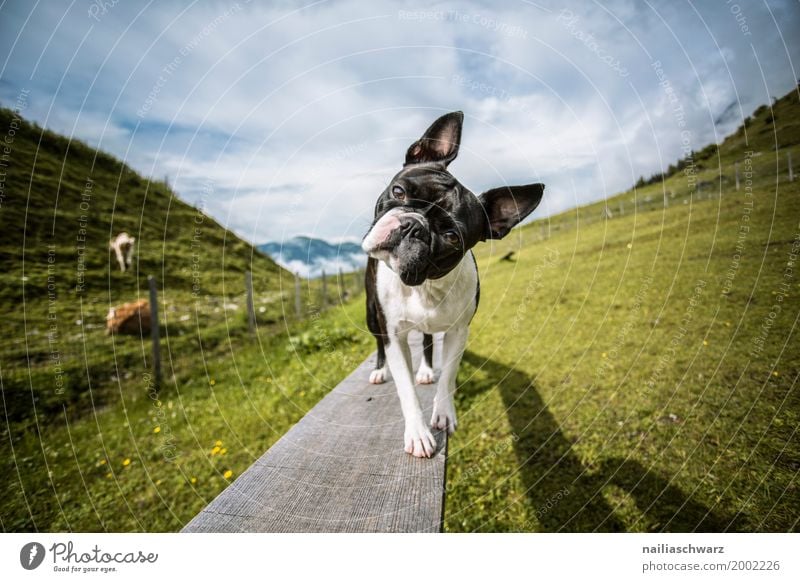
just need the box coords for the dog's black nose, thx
[398,215,428,242]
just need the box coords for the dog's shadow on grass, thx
[459,352,740,532]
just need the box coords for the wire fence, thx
[2,267,366,423]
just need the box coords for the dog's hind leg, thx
[415,333,436,384]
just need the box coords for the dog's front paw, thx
[431,397,458,435]
[415,363,435,385]
[404,420,437,458]
[369,367,387,384]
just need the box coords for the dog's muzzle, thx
[362,210,428,252]
[362,210,431,286]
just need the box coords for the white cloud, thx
[1,0,798,243]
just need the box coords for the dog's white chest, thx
[377,252,477,334]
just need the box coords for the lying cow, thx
[106,299,151,335]
[110,232,136,272]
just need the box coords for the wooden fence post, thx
[245,270,255,333]
[147,275,161,387]
[735,161,740,191]
[664,191,669,209]
[294,272,302,318]
[618,200,624,216]
[789,151,794,182]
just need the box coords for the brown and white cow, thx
[106,299,151,335]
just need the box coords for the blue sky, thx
[1,0,798,244]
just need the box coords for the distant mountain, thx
[259,236,367,278]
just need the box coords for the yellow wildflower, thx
[153,426,161,434]
[122,458,131,467]
[223,470,233,479]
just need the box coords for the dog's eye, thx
[391,185,405,200]
[443,230,461,247]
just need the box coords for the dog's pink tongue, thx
[363,213,401,251]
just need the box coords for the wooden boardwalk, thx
[182,334,447,533]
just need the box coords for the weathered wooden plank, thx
[182,333,447,533]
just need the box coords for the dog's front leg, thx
[384,332,437,457]
[431,325,468,434]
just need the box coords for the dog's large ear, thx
[479,183,545,240]
[404,111,464,166]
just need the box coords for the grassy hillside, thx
[0,109,367,530]
[2,86,798,532]
[447,86,800,532]
[0,108,369,424]
[0,108,288,298]
[0,107,297,419]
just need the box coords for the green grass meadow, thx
[450,163,799,532]
[444,90,800,531]
[2,89,799,532]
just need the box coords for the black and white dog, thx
[361,111,545,458]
